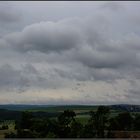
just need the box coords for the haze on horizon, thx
[0,1,140,105]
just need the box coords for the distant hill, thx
[0,104,140,112]
[0,104,140,120]
[110,104,140,112]
[0,104,54,111]
[0,108,60,121]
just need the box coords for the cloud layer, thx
[0,1,140,104]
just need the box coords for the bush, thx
[5,132,17,138]
[0,125,8,130]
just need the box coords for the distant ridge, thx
[110,104,140,112]
[0,104,55,111]
[0,104,140,112]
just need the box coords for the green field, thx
[25,105,123,117]
[24,105,126,125]
[25,105,98,113]
[76,114,90,124]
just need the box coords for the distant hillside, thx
[0,104,140,120]
[0,109,61,121]
[0,104,98,111]
[0,104,54,111]
[110,104,140,112]
[0,104,140,112]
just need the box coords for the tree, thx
[108,117,120,131]
[5,132,17,138]
[19,111,33,129]
[89,106,110,138]
[82,121,96,138]
[69,120,83,138]
[57,110,76,137]
[58,110,76,126]
[133,114,140,130]
[108,112,133,131]
[117,112,133,131]
[2,125,8,130]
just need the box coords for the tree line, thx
[5,106,140,138]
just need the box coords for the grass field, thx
[26,105,125,125]
[26,106,124,118]
[25,105,98,113]
[76,114,90,125]
[25,105,127,122]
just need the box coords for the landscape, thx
[0,104,140,138]
[0,1,140,138]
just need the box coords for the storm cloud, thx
[0,1,140,104]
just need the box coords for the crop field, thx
[25,105,98,113]
[24,106,125,125]
[26,106,123,116]
[76,114,90,125]
[24,105,126,123]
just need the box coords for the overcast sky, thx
[0,1,140,105]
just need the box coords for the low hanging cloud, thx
[2,16,139,71]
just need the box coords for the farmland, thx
[0,104,140,138]
[0,104,138,125]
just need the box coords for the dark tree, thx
[58,110,76,126]
[57,110,76,137]
[108,117,120,131]
[89,106,110,138]
[82,121,96,138]
[69,120,83,138]
[117,112,133,131]
[20,111,33,129]
[133,114,140,130]
[5,132,17,138]
[108,112,133,131]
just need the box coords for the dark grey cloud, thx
[0,14,139,84]
[1,16,138,71]
[0,1,140,104]
[0,64,45,92]
[0,63,75,93]
[4,20,83,53]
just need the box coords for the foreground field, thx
[0,121,15,138]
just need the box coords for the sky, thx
[0,1,140,105]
